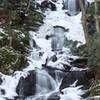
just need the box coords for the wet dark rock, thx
[53,26,66,31]
[47,96,60,100]
[70,57,88,68]
[0,78,3,85]
[45,35,51,40]
[60,70,95,91]
[41,0,56,11]
[61,63,71,71]
[42,58,63,72]
[47,92,60,100]
[1,89,5,95]
[0,59,4,66]
[16,70,36,97]
[52,0,58,2]
[51,55,57,62]
[81,91,90,98]
[49,2,56,11]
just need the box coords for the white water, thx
[68,0,77,15]
[63,0,79,15]
[36,70,57,94]
[0,0,89,100]
[51,26,65,51]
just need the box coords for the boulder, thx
[16,70,36,98]
[70,57,88,68]
[41,0,56,11]
[0,77,3,85]
[60,70,95,91]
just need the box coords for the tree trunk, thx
[95,0,100,32]
[25,0,32,13]
[79,0,88,43]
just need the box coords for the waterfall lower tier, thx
[15,69,94,100]
[36,70,57,94]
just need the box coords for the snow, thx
[24,0,86,71]
[60,86,84,100]
[0,0,88,99]
[36,0,86,44]
[87,0,94,3]
[44,3,86,44]
[88,96,100,99]
[0,72,29,99]
[0,28,4,33]
[60,81,84,100]
[24,1,87,99]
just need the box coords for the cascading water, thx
[36,70,57,94]
[63,0,78,15]
[51,26,65,51]
[0,0,91,100]
[63,0,87,16]
[68,0,77,15]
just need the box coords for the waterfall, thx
[64,0,86,16]
[36,70,57,94]
[51,26,65,51]
[0,0,87,100]
[25,69,60,100]
[68,0,77,15]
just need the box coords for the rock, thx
[70,57,88,68]
[53,26,66,32]
[48,95,60,100]
[0,73,3,85]
[47,92,60,100]
[60,70,95,91]
[94,70,100,80]
[41,0,56,11]
[52,0,58,2]
[0,89,5,95]
[48,97,60,100]
[76,70,95,90]
[48,2,56,11]
[61,63,71,71]
[0,74,3,85]
[51,55,57,62]
[16,70,36,98]
[45,35,51,40]
[0,78,3,85]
